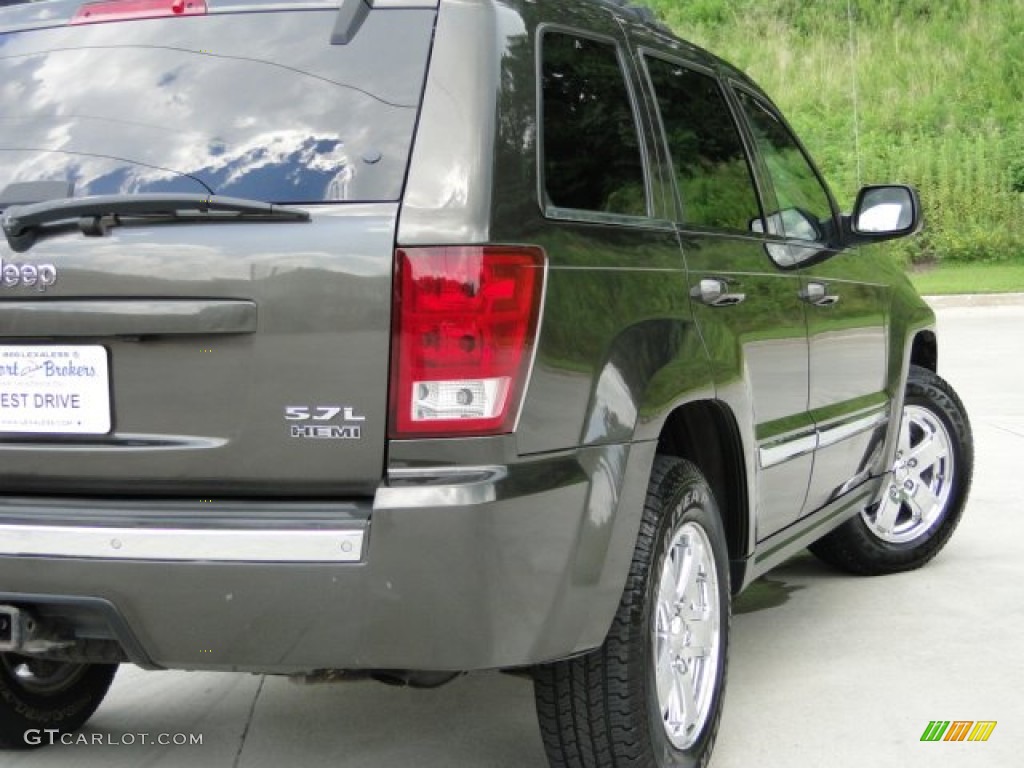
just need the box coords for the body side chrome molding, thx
[758,432,817,469]
[759,405,889,469]
[0,525,365,563]
[816,407,889,450]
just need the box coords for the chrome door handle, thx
[691,278,746,308]
[800,281,840,307]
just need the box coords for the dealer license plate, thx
[0,346,111,434]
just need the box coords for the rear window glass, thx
[0,9,433,203]
[541,31,648,218]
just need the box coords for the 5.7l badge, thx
[285,405,365,440]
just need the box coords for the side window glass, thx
[737,90,835,243]
[644,56,762,232]
[541,32,648,217]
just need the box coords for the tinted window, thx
[736,91,835,242]
[541,32,647,217]
[0,10,433,203]
[644,57,761,231]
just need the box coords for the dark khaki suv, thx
[0,1,972,766]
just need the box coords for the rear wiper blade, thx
[1,194,311,253]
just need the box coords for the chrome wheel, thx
[652,521,721,750]
[864,404,955,544]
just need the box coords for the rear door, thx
[0,1,437,496]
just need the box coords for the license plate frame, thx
[0,345,111,435]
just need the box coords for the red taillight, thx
[71,0,207,25]
[390,246,546,438]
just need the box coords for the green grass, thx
[908,263,1024,295]
[638,0,1024,265]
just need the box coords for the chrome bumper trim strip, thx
[0,524,365,563]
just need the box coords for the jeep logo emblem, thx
[0,259,57,291]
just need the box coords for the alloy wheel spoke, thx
[656,645,676,704]
[677,670,698,729]
[657,564,678,618]
[667,673,686,728]
[908,484,941,520]
[873,493,903,534]
[909,434,943,471]
[655,608,671,647]
[672,541,696,603]
[678,565,707,621]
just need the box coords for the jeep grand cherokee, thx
[0,1,972,766]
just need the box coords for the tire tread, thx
[534,457,729,768]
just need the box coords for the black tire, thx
[534,457,731,768]
[0,655,117,749]
[810,365,973,576]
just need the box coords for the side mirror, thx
[849,184,922,243]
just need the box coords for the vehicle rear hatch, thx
[0,0,437,496]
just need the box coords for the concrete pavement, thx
[3,304,1021,768]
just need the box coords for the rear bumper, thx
[0,441,654,673]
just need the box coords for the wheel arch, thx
[911,330,937,372]
[655,400,750,589]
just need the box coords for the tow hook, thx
[0,605,74,654]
